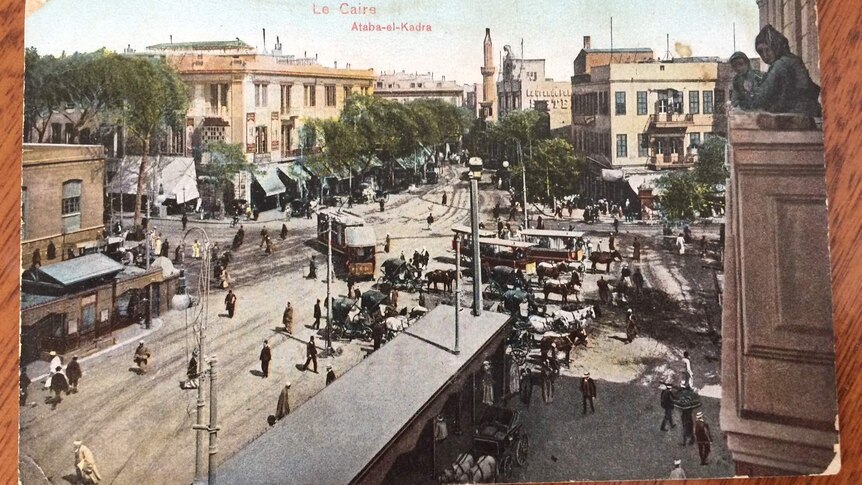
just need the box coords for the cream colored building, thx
[498,53,571,136]
[147,40,375,164]
[374,71,463,105]
[572,57,732,170]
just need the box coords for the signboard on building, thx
[246,113,256,153]
[271,112,280,151]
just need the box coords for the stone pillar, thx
[720,112,838,476]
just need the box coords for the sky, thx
[26,0,761,85]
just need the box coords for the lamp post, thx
[501,160,510,191]
[454,234,461,354]
[468,157,483,316]
[518,141,528,228]
[176,227,211,485]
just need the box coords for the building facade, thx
[572,58,732,171]
[374,71,463,105]
[22,144,107,270]
[480,28,497,122]
[497,49,571,137]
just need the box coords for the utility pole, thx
[326,216,333,354]
[207,356,219,485]
[519,141,528,228]
[454,234,461,354]
[468,158,483,316]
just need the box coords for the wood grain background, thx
[1,0,860,484]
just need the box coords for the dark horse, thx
[540,327,588,366]
[542,279,581,302]
[426,269,457,292]
[589,250,623,273]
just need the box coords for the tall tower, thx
[480,28,497,122]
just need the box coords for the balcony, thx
[647,112,694,129]
[572,115,596,126]
[647,152,696,170]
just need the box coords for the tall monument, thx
[480,28,497,122]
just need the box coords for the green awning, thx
[277,162,311,183]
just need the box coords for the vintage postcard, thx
[19,0,839,483]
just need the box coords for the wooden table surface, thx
[1,0,860,484]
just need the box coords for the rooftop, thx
[583,48,654,54]
[146,39,253,51]
[219,305,511,484]
[23,144,105,166]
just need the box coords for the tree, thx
[201,142,258,215]
[655,171,709,222]
[115,56,188,227]
[54,49,124,143]
[526,138,582,203]
[693,136,728,188]
[24,48,62,142]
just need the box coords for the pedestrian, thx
[481,361,494,405]
[441,191,447,205]
[384,234,391,253]
[676,233,686,255]
[541,358,555,404]
[224,290,237,318]
[259,227,269,248]
[154,234,162,257]
[669,459,686,479]
[493,203,500,219]
[633,237,641,261]
[264,236,274,255]
[74,440,103,484]
[303,336,318,373]
[680,405,696,446]
[609,233,616,251]
[694,411,713,465]
[597,276,610,304]
[537,215,544,230]
[276,382,291,420]
[280,223,288,240]
[507,353,520,397]
[161,239,170,258]
[426,211,434,230]
[236,225,245,247]
[65,356,82,394]
[181,212,188,231]
[418,290,426,308]
[133,341,150,374]
[682,351,694,388]
[354,287,362,300]
[312,299,322,329]
[596,239,603,253]
[580,371,597,414]
[520,368,533,406]
[307,256,317,279]
[660,383,676,431]
[379,199,385,212]
[192,239,201,259]
[326,365,336,386]
[625,309,638,343]
[50,366,69,406]
[20,368,30,406]
[186,349,199,389]
[633,267,645,294]
[46,351,63,390]
[174,244,184,265]
[390,288,399,310]
[613,217,620,233]
[259,340,272,378]
[372,321,384,350]
[700,235,707,258]
[283,302,294,334]
[586,239,593,258]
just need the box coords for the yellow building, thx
[374,71,464,106]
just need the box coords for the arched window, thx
[61,180,82,232]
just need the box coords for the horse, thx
[527,314,567,334]
[589,250,623,273]
[426,269,457,292]
[384,315,410,340]
[536,262,567,284]
[540,327,589,365]
[439,454,498,484]
[543,278,581,302]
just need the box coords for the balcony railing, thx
[648,112,695,126]
[647,153,697,169]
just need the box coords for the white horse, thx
[439,453,498,484]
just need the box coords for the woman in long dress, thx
[481,361,494,405]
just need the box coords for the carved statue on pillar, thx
[749,24,822,117]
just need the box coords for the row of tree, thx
[25,48,192,227]
[655,136,728,221]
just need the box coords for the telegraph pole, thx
[454,235,461,354]
[326,216,333,353]
[207,356,219,485]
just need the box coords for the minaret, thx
[480,28,497,122]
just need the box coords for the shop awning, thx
[219,305,511,485]
[24,254,124,288]
[627,173,665,194]
[253,166,287,197]
[601,169,625,182]
[109,156,199,204]
[276,162,311,183]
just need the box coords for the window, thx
[638,134,649,157]
[255,126,268,154]
[61,180,82,232]
[689,90,700,114]
[410,83,416,88]
[51,123,62,143]
[616,134,628,158]
[361,86,369,96]
[280,84,292,114]
[614,91,626,115]
[325,85,336,107]
[209,83,228,112]
[598,91,609,115]
[703,91,714,114]
[714,89,726,114]
[637,91,648,115]
[304,85,316,107]
[254,83,268,107]
[690,132,701,148]
[344,85,352,100]
[376,81,383,88]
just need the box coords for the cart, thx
[377,257,423,292]
[472,405,529,479]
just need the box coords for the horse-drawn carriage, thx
[377,257,423,292]
[330,290,391,340]
[439,406,528,483]
[484,265,530,300]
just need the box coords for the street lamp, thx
[468,157,483,316]
[501,160,510,190]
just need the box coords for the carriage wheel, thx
[512,348,528,366]
[499,455,513,479]
[514,434,529,466]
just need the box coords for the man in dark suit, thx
[660,383,676,431]
[580,371,597,414]
[303,336,318,373]
[224,290,237,318]
[259,340,272,378]
[326,365,336,386]
[694,411,713,464]
[312,299,322,329]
